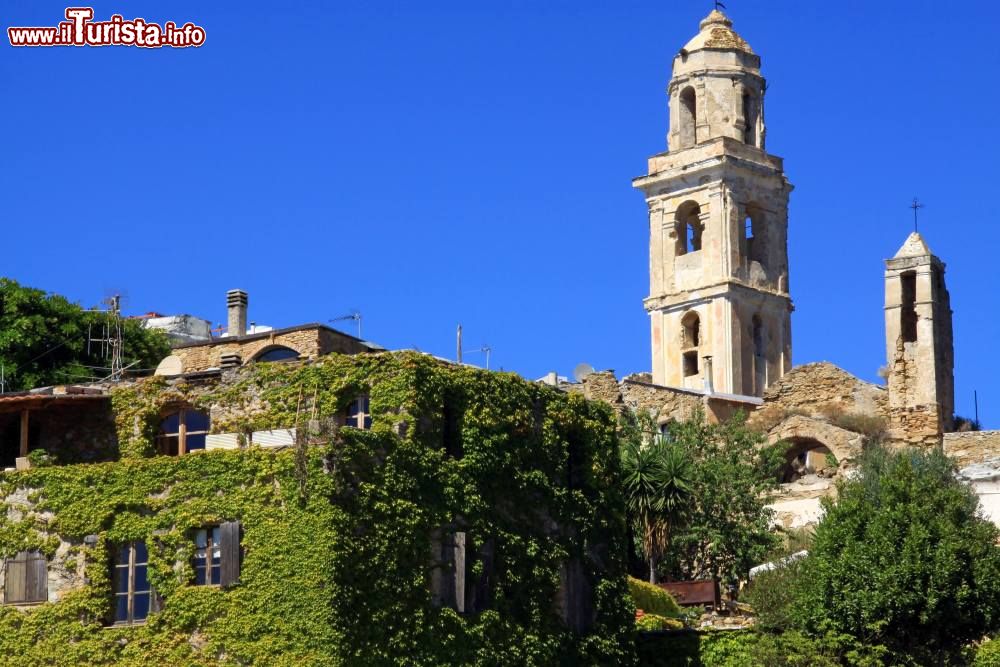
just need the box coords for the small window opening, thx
[193,527,222,586]
[681,311,700,348]
[344,395,372,430]
[156,408,210,456]
[752,314,765,395]
[254,346,299,363]
[683,351,699,377]
[900,271,917,343]
[679,87,697,149]
[742,92,758,146]
[675,202,702,256]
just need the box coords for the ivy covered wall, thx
[0,352,633,665]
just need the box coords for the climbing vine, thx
[0,352,633,666]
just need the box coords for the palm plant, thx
[620,416,693,584]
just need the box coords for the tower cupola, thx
[668,9,765,151]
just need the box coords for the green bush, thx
[636,629,849,667]
[635,613,683,631]
[975,639,1000,667]
[743,558,806,631]
[793,446,1000,664]
[628,576,681,617]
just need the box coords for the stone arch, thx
[768,414,864,481]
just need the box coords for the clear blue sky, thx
[4,1,998,426]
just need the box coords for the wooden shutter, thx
[4,551,46,605]
[219,521,242,588]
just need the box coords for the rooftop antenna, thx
[456,325,463,364]
[87,294,125,381]
[462,345,493,370]
[330,311,362,338]
[910,197,924,233]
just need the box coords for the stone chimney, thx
[227,289,248,338]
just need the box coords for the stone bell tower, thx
[884,232,954,443]
[633,10,793,396]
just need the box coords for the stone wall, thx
[172,326,370,374]
[567,370,759,424]
[943,430,1000,468]
[760,362,886,419]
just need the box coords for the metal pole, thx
[975,390,980,426]
[457,325,463,364]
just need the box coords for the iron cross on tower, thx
[910,197,924,233]
[714,1,727,9]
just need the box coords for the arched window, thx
[752,315,765,395]
[900,271,917,343]
[681,311,701,379]
[742,92,758,146]
[253,346,300,363]
[678,87,697,149]
[743,205,765,267]
[681,311,700,348]
[156,408,210,456]
[675,202,702,256]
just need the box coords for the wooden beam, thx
[19,409,29,457]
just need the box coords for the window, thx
[254,346,300,363]
[156,408,210,456]
[193,521,242,587]
[675,202,702,255]
[743,206,766,267]
[678,86,697,149]
[742,92,758,146]
[345,395,371,430]
[3,550,47,605]
[752,314,765,396]
[193,527,222,586]
[681,311,700,348]
[683,351,699,377]
[113,541,152,626]
[900,271,917,343]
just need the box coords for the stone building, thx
[160,289,382,374]
[634,9,793,397]
[567,8,998,528]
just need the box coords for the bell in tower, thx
[634,9,793,396]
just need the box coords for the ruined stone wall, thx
[567,370,757,425]
[761,362,886,419]
[943,431,1000,469]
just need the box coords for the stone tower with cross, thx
[884,232,955,443]
[633,9,793,396]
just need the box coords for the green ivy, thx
[0,352,634,666]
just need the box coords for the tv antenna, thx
[87,294,125,381]
[330,311,362,338]
[462,344,493,370]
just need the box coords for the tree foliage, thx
[0,278,169,391]
[793,445,1000,664]
[658,412,782,585]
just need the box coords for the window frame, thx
[192,526,223,587]
[344,395,372,430]
[112,541,152,627]
[155,407,211,456]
